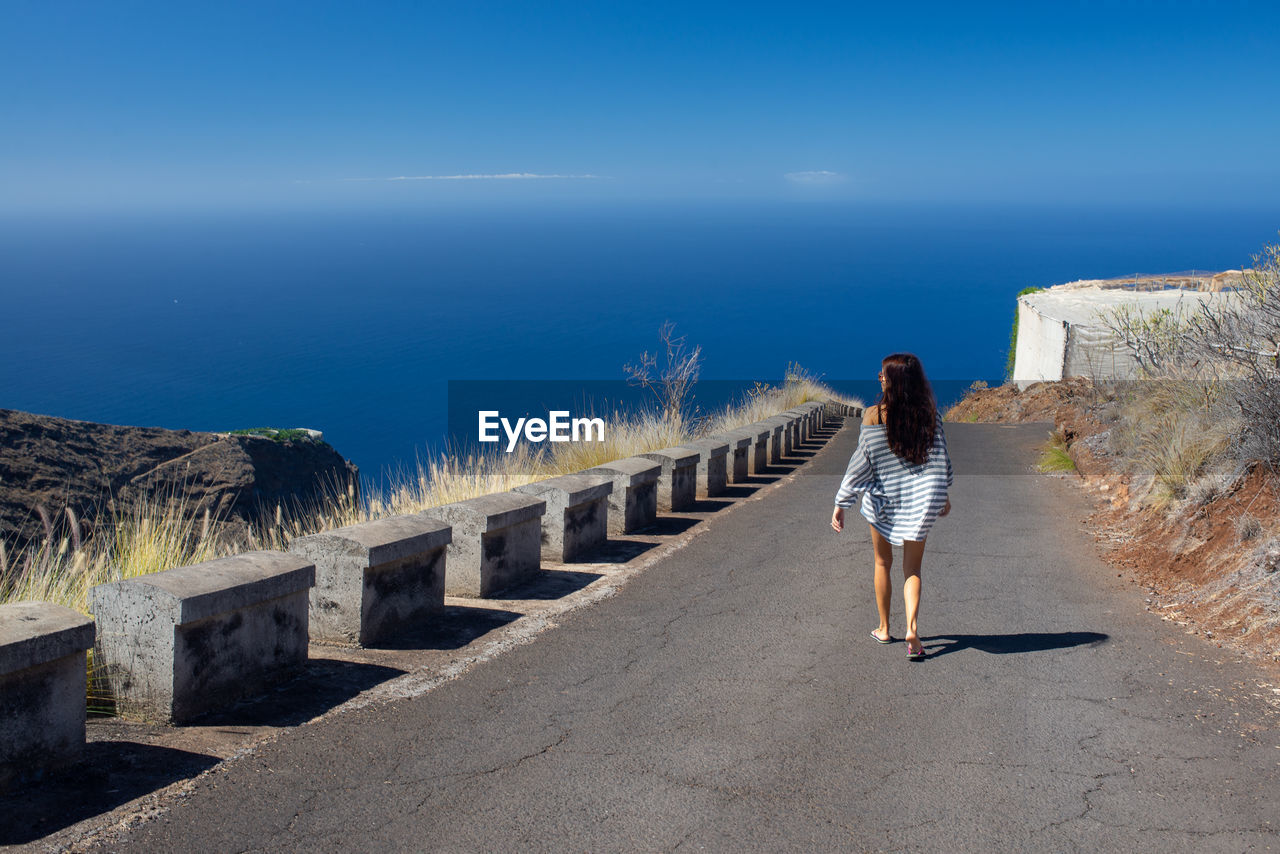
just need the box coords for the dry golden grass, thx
[1035,429,1077,473]
[1184,535,1280,647]
[1109,380,1236,508]
[2,371,861,617]
[0,491,223,616]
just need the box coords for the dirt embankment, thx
[948,379,1280,662]
[0,409,358,551]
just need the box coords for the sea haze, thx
[2,201,1277,483]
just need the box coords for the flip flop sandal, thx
[870,630,893,644]
[906,644,926,661]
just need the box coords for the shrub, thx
[1102,238,1280,472]
[1183,241,1280,468]
[1036,428,1077,473]
[1251,537,1280,574]
[1235,514,1264,543]
[624,320,703,426]
[230,427,324,444]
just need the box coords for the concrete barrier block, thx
[761,416,792,459]
[431,493,546,597]
[584,457,661,534]
[288,515,452,646]
[806,404,821,435]
[810,401,828,430]
[783,408,809,444]
[636,447,699,512]
[740,425,772,474]
[785,410,807,445]
[681,438,730,497]
[711,432,754,483]
[799,401,822,430]
[0,602,95,792]
[514,474,613,562]
[90,552,314,724]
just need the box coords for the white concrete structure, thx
[1011,280,1233,383]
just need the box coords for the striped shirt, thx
[834,416,954,546]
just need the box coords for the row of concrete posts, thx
[0,400,856,791]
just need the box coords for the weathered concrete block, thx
[711,432,754,483]
[584,457,661,534]
[740,424,771,474]
[784,410,806,446]
[761,416,792,459]
[784,408,809,444]
[90,551,314,724]
[804,405,820,437]
[514,475,613,562]
[636,447,699,512]
[0,602,95,792]
[798,401,821,431]
[760,420,785,463]
[681,438,730,497]
[288,515,452,646]
[807,401,827,431]
[431,493,546,597]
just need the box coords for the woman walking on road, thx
[831,353,953,661]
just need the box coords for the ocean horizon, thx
[3,200,1277,486]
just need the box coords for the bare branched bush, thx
[1101,303,1196,377]
[1183,241,1280,467]
[624,321,703,427]
[1234,514,1263,543]
[1255,537,1280,574]
[1096,241,1280,500]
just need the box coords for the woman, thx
[830,353,953,661]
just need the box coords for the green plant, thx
[1036,428,1077,473]
[230,427,324,444]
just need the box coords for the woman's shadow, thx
[922,631,1108,658]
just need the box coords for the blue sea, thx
[3,202,1277,488]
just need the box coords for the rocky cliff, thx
[0,409,358,549]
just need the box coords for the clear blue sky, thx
[4,0,1278,212]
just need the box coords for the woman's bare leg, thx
[902,538,926,654]
[870,526,893,641]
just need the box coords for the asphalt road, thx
[90,421,1280,852]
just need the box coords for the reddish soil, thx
[947,379,1280,663]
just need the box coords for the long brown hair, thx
[878,353,937,464]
